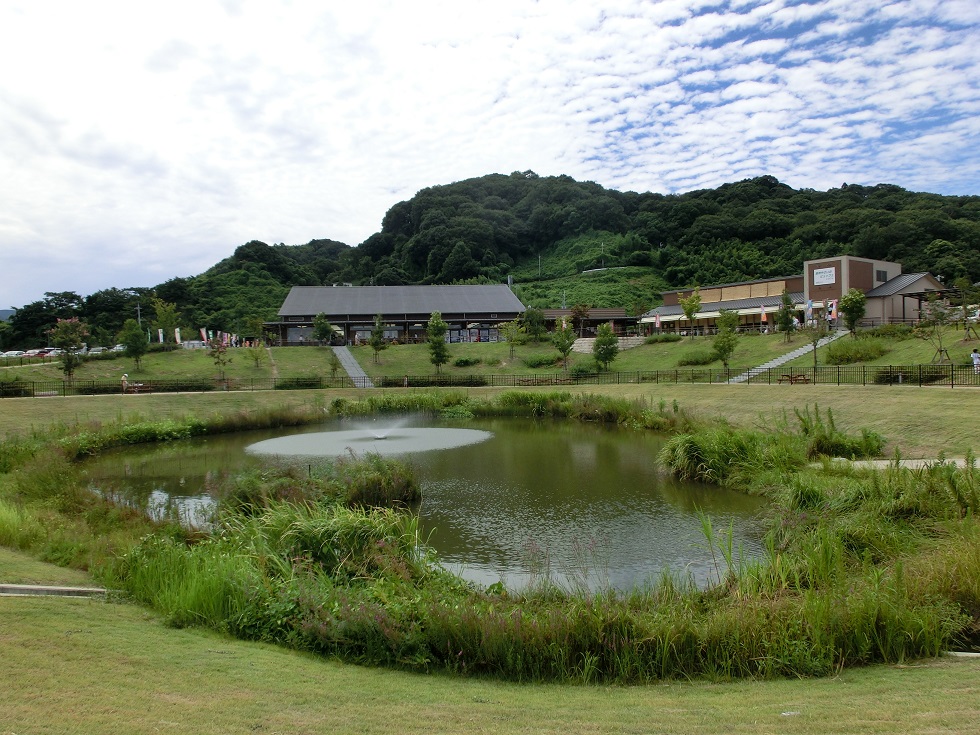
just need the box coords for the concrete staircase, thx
[331,346,374,388]
[728,329,849,383]
[572,335,645,354]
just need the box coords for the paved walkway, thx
[332,346,374,388]
[0,584,106,597]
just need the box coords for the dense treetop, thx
[4,173,979,348]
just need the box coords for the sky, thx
[1,0,978,310]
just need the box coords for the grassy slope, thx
[1,584,978,734]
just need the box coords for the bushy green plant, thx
[452,357,481,367]
[569,362,597,377]
[874,365,949,385]
[677,348,717,366]
[864,324,914,340]
[794,405,883,459]
[645,333,682,344]
[826,338,888,365]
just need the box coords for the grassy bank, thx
[0,383,976,458]
[2,579,978,734]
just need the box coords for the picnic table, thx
[778,373,810,384]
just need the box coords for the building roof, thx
[865,273,941,298]
[641,293,804,321]
[659,275,799,296]
[278,284,525,319]
[541,308,630,320]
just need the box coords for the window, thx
[876,269,888,282]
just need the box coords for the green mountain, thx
[5,173,980,348]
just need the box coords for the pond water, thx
[82,416,767,591]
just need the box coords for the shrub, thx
[645,333,682,344]
[569,362,597,377]
[0,380,32,397]
[677,349,717,366]
[453,357,481,368]
[826,338,888,365]
[376,375,487,388]
[874,365,949,385]
[275,376,324,390]
[863,324,914,340]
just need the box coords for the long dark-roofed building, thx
[272,284,526,344]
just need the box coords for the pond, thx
[82,416,767,592]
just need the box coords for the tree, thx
[245,344,267,368]
[499,318,526,360]
[47,317,88,380]
[952,277,980,341]
[312,313,335,345]
[776,290,796,343]
[329,350,342,379]
[712,309,740,369]
[678,287,702,339]
[570,303,591,338]
[369,314,388,364]
[151,298,182,346]
[426,312,450,374]
[552,317,576,371]
[243,315,268,345]
[209,338,233,379]
[914,294,954,363]
[838,288,867,336]
[522,307,546,343]
[592,322,619,371]
[118,318,149,370]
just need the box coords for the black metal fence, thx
[3,364,979,398]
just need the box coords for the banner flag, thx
[157,328,164,344]
[830,300,838,319]
[200,328,208,342]
[805,300,813,321]
[175,327,181,344]
[654,313,661,328]
[760,305,767,323]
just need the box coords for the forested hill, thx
[5,172,980,348]
[352,172,980,288]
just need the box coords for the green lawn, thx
[2,329,968,389]
[1,565,978,735]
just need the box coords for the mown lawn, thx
[2,558,978,735]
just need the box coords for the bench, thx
[778,374,810,384]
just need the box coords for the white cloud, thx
[0,0,977,308]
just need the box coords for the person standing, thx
[972,349,980,375]
[121,374,129,393]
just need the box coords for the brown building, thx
[641,256,942,332]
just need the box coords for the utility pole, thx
[136,302,142,325]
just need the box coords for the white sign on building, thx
[813,267,836,286]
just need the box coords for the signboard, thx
[813,267,836,285]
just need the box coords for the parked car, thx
[89,346,106,354]
[47,348,63,356]
[3,350,25,357]
[23,349,43,356]
[112,344,126,352]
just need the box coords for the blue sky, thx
[1,0,978,308]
